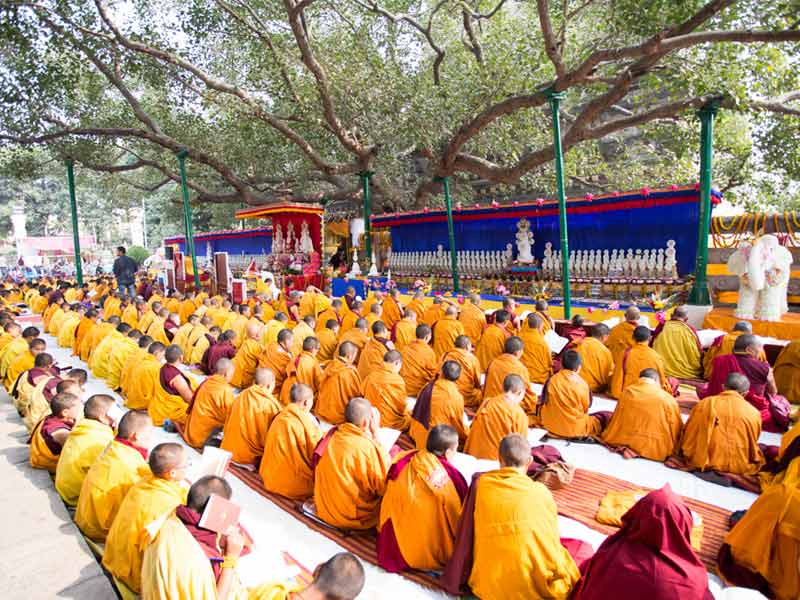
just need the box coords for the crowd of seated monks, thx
[4,275,800,599]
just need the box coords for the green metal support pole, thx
[436,176,460,292]
[66,160,83,286]
[689,101,719,305]
[547,90,571,319]
[360,171,373,266]
[177,150,201,289]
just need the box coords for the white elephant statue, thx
[748,234,792,321]
[727,240,757,319]
[729,235,792,321]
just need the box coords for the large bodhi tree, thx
[0,0,798,212]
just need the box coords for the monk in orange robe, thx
[260,383,322,499]
[221,368,280,466]
[602,368,683,461]
[610,326,673,398]
[316,341,362,424]
[442,336,483,409]
[681,372,765,475]
[280,336,323,405]
[316,318,340,362]
[651,306,702,379]
[538,350,609,438]
[290,315,316,356]
[443,434,580,600]
[378,424,467,573]
[230,322,263,389]
[476,310,511,372]
[458,294,486,346]
[702,321,765,379]
[465,374,528,460]
[314,398,390,530]
[362,350,409,431]
[365,303,383,332]
[336,318,369,363]
[399,324,438,397]
[316,298,343,333]
[482,337,538,424]
[605,306,640,368]
[410,360,469,448]
[572,324,613,393]
[356,321,393,381]
[392,309,417,352]
[519,313,553,383]
[183,358,235,449]
[719,481,800,600]
[405,291,426,325]
[149,344,195,426]
[421,297,446,328]
[774,338,800,404]
[259,328,293,393]
[72,309,97,357]
[432,305,465,358]
[340,300,364,334]
[382,288,403,331]
[533,299,556,333]
[249,553,365,600]
[122,340,160,408]
[29,392,82,473]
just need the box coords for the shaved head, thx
[633,326,651,343]
[625,306,641,321]
[734,333,761,353]
[246,322,262,339]
[499,434,530,468]
[65,370,86,386]
[725,372,751,394]
[187,475,232,513]
[733,321,753,333]
[339,341,357,360]
[454,335,471,350]
[254,367,275,387]
[148,443,186,476]
[503,374,526,394]
[426,424,459,456]
[639,368,660,383]
[290,382,313,405]
[344,397,372,426]
[215,357,234,376]
[312,553,365,600]
[372,321,388,336]
[83,394,115,421]
[383,349,402,364]
[50,392,81,416]
[303,336,320,352]
[445,305,458,317]
[673,305,689,320]
[117,410,153,440]
[441,360,461,381]
[504,336,524,355]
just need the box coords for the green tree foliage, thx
[124,245,149,264]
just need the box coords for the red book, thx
[198,494,241,535]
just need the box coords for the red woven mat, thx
[551,468,730,571]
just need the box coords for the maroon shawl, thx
[159,363,192,395]
[29,415,73,455]
[114,436,148,460]
[572,485,712,600]
[202,340,236,375]
[311,426,338,472]
[410,381,435,430]
[376,450,468,573]
[42,376,63,402]
[175,505,224,580]
[27,366,58,386]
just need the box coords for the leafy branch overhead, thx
[0,0,798,211]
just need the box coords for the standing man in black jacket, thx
[113,246,138,298]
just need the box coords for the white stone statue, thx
[515,218,535,264]
[349,247,362,276]
[656,248,665,277]
[272,224,284,254]
[728,234,793,322]
[368,251,379,276]
[505,243,514,265]
[299,221,314,254]
[664,240,677,279]
[286,222,296,254]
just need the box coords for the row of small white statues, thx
[271,221,315,255]
[541,242,679,280]
[388,245,514,274]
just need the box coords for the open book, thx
[600,317,620,329]
[544,329,570,354]
[190,446,232,481]
[448,452,500,482]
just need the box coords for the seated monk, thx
[362,350,410,431]
[700,333,788,432]
[533,299,556,333]
[314,398,390,530]
[421,296,446,328]
[316,298,343,334]
[102,443,189,593]
[400,324,438,397]
[336,317,369,363]
[201,329,236,376]
[75,410,153,542]
[221,368,280,466]
[433,305,465,358]
[443,434,580,599]
[519,313,553,384]
[291,315,317,356]
[183,358,235,449]
[476,310,511,372]
[72,309,96,358]
[340,300,364,334]
[149,344,195,427]
[280,336,323,405]
[190,324,220,367]
[173,314,199,356]
[317,318,340,362]
[141,475,247,600]
[539,350,610,438]
[464,374,528,460]
[652,305,703,380]
[1,325,39,388]
[13,351,58,420]
[106,329,141,391]
[392,308,417,352]
[7,336,45,393]
[29,392,82,473]
[442,335,483,409]
[90,322,130,381]
[382,288,403,330]
[410,360,469,448]
[681,372,765,476]
[230,322,263,389]
[774,338,800,404]
[405,291,426,325]
[610,326,675,399]
[560,314,587,344]
[261,383,322,499]
[55,394,116,506]
[24,369,85,433]
[185,315,212,364]
[458,294,486,347]
[378,425,468,573]
[120,335,153,398]
[248,552,365,600]
[601,368,683,461]
[605,306,641,369]
[262,312,289,346]
[573,485,712,600]
[365,302,382,332]
[125,341,164,410]
[259,329,294,394]
[482,336,538,425]
[501,297,519,334]
[702,321,765,379]
[718,481,800,600]
[316,341,362,425]
[357,321,393,381]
